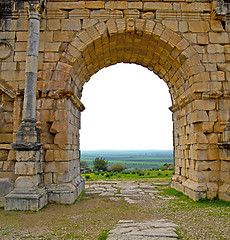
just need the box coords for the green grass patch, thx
[163,187,187,198]
[162,187,230,213]
[175,230,183,239]
[98,230,109,240]
[65,232,80,239]
[82,169,173,181]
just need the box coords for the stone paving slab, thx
[85,182,179,239]
[86,181,171,203]
[85,180,172,204]
[107,220,178,240]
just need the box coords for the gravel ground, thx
[0,179,229,239]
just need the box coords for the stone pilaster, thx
[5,1,48,211]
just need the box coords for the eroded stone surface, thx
[85,180,172,204]
[107,219,178,240]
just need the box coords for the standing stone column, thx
[5,1,48,211]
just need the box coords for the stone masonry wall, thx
[0,91,14,179]
[0,0,230,202]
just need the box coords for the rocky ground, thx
[0,179,229,239]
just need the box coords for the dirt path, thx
[0,179,229,239]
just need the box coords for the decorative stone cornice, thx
[39,89,85,112]
[11,142,42,151]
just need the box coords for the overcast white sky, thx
[80,63,173,150]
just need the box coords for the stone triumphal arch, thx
[0,0,230,210]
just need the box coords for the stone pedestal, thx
[47,175,85,204]
[170,176,208,201]
[5,121,48,211]
[5,186,47,211]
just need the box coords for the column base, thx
[170,175,219,201]
[46,175,85,204]
[5,186,48,211]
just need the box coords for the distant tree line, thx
[80,157,126,173]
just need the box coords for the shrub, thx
[93,157,108,171]
[80,161,88,169]
[108,164,126,172]
[85,175,91,180]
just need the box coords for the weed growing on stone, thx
[98,230,109,240]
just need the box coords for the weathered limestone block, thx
[0,178,14,207]
[3,160,15,172]
[219,184,230,201]
[196,160,219,172]
[49,121,68,134]
[211,20,225,32]
[105,1,128,10]
[61,19,81,31]
[54,132,72,145]
[47,19,61,31]
[221,159,230,172]
[15,175,41,188]
[209,32,229,44]
[206,182,219,199]
[220,172,230,183]
[69,9,90,19]
[16,150,41,162]
[47,175,84,204]
[0,134,13,143]
[86,1,105,9]
[91,9,110,20]
[188,21,210,32]
[53,150,71,161]
[0,150,8,160]
[15,162,42,175]
[45,150,54,162]
[192,100,216,111]
[162,20,179,32]
[5,187,48,211]
[187,111,209,124]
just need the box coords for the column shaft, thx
[22,3,41,122]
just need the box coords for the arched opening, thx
[46,19,217,201]
[80,63,173,151]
